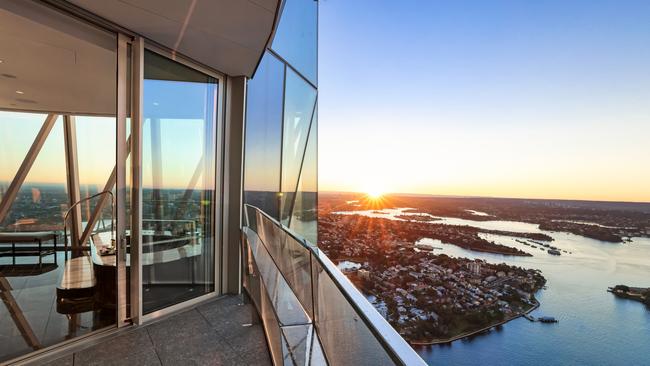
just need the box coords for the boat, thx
[538,316,558,323]
[547,249,561,256]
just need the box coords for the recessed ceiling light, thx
[0,59,4,63]
[15,90,24,94]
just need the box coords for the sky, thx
[0,113,115,190]
[318,0,650,202]
[0,79,215,191]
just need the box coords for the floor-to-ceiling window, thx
[0,1,118,362]
[141,50,218,314]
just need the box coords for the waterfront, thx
[335,208,650,365]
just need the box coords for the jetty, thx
[523,314,558,323]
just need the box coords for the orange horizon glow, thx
[319,188,650,204]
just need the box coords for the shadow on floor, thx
[41,296,272,366]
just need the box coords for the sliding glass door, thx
[141,50,218,314]
[0,2,221,361]
[0,1,121,362]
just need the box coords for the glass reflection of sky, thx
[272,0,317,85]
[142,79,217,189]
[244,52,284,193]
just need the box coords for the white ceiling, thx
[0,1,117,115]
[0,0,278,116]
[67,0,280,77]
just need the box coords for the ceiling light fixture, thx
[15,90,24,94]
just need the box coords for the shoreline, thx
[409,299,540,346]
[417,239,532,257]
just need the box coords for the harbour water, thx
[334,208,650,365]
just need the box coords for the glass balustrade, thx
[242,204,426,366]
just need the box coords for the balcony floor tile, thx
[38,296,271,366]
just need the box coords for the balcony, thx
[40,295,271,366]
[241,205,426,366]
[35,206,425,366]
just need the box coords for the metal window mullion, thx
[216,73,226,294]
[131,36,145,324]
[116,33,129,326]
[236,80,247,294]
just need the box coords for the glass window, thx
[271,0,318,85]
[289,107,317,245]
[0,1,117,362]
[0,114,67,231]
[141,50,218,314]
[244,52,285,220]
[75,117,116,234]
[280,70,317,226]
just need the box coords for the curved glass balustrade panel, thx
[141,50,218,314]
[243,205,427,366]
[255,210,313,318]
[311,254,397,366]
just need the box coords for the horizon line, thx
[4,183,648,205]
[318,190,650,205]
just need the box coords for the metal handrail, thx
[63,191,115,255]
[243,204,426,366]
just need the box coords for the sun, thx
[365,187,385,199]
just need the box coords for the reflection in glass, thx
[0,114,67,231]
[142,50,217,314]
[271,0,318,84]
[244,52,285,220]
[280,70,317,226]
[75,117,116,235]
[289,107,317,245]
[0,1,117,361]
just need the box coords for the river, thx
[333,208,650,365]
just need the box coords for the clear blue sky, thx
[318,0,650,202]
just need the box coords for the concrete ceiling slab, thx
[67,0,280,76]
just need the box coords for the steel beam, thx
[63,115,83,254]
[174,155,204,221]
[78,136,131,247]
[0,277,42,350]
[0,114,57,225]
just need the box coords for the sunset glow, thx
[365,186,385,199]
[319,1,650,203]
